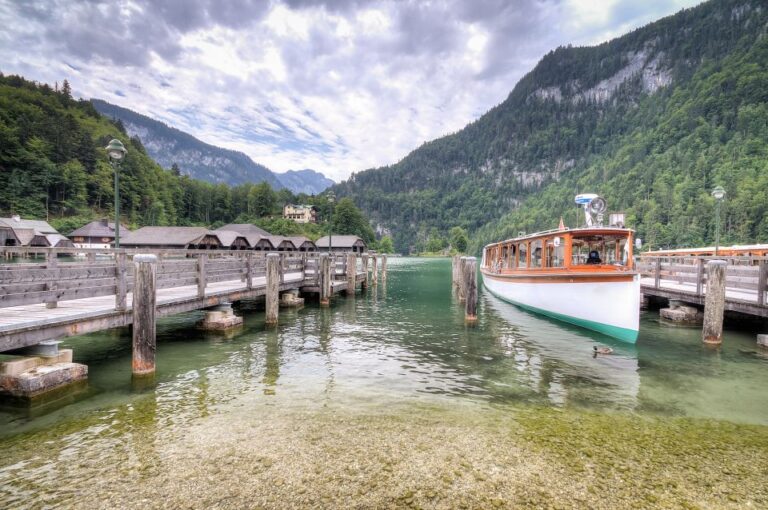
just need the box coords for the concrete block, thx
[198,308,243,331]
[280,292,305,308]
[0,349,73,377]
[0,362,87,399]
[757,334,768,349]
[660,307,703,323]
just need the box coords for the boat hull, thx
[481,272,640,343]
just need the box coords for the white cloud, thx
[0,0,704,182]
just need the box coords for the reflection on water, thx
[1,257,768,505]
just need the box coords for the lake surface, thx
[2,257,767,508]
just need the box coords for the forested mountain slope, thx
[91,99,284,189]
[333,0,768,253]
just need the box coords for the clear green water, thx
[1,257,767,507]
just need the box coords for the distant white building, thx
[283,204,317,224]
[69,219,131,249]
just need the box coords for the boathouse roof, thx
[214,230,251,249]
[120,227,221,249]
[69,219,130,238]
[315,235,366,249]
[286,236,316,250]
[0,216,58,235]
[218,223,271,237]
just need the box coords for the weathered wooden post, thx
[346,253,357,295]
[695,258,705,296]
[266,253,280,325]
[654,258,662,289]
[702,260,727,345]
[45,250,58,309]
[465,256,477,323]
[319,253,331,306]
[458,256,467,302]
[115,252,127,311]
[246,252,254,290]
[279,253,286,284]
[382,254,388,282]
[86,251,96,264]
[452,255,460,291]
[197,253,207,298]
[758,259,768,307]
[361,254,369,290]
[372,254,378,286]
[132,254,157,376]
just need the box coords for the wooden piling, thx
[197,253,207,298]
[372,255,378,286]
[266,253,280,325]
[382,254,387,281]
[458,256,467,302]
[246,252,254,290]
[319,253,331,307]
[346,253,357,296]
[132,254,157,376]
[361,254,369,290]
[452,255,459,291]
[115,252,127,311]
[702,260,727,345]
[464,256,477,323]
[45,250,58,309]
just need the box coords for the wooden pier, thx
[638,256,768,317]
[0,247,370,398]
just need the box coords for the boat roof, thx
[485,226,634,248]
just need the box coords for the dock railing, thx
[637,255,768,309]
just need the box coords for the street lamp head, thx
[105,139,127,161]
[712,186,726,201]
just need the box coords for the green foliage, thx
[377,235,395,253]
[333,0,768,254]
[425,228,446,253]
[449,226,469,253]
[331,198,375,244]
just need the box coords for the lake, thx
[1,257,767,508]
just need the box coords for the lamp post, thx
[105,139,127,249]
[712,185,726,256]
[326,191,335,253]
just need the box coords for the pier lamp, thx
[326,191,335,253]
[711,185,726,256]
[105,139,127,249]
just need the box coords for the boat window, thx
[500,245,508,269]
[571,234,630,266]
[507,244,516,269]
[530,240,543,268]
[546,239,564,267]
[518,242,527,269]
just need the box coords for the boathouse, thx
[213,230,251,250]
[315,235,367,253]
[120,226,222,250]
[0,216,71,247]
[213,226,273,251]
[69,219,131,249]
[287,236,317,251]
[267,236,297,251]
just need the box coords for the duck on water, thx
[480,194,641,343]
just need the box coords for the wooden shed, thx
[287,236,317,252]
[120,227,222,250]
[213,230,251,250]
[315,235,367,254]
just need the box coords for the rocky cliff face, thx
[275,169,334,195]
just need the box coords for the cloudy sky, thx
[1,0,701,181]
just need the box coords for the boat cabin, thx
[483,228,635,273]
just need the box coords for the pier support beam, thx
[452,255,460,292]
[371,254,378,286]
[757,334,768,349]
[319,253,331,307]
[361,254,369,290]
[464,256,477,323]
[382,254,387,282]
[702,260,727,345]
[132,254,157,376]
[458,256,467,302]
[266,253,280,325]
[346,253,357,296]
[660,300,702,324]
[0,348,87,400]
[280,289,304,308]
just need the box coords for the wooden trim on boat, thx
[481,269,636,284]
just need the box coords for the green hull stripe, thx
[484,284,639,344]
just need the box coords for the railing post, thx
[279,253,286,284]
[115,252,127,311]
[371,254,378,286]
[86,251,96,264]
[246,252,254,290]
[132,254,157,376]
[319,253,331,307]
[266,253,280,325]
[382,254,388,282]
[696,258,705,296]
[758,260,768,307]
[465,256,477,323]
[45,250,58,309]
[301,252,307,280]
[346,253,356,296]
[459,257,467,301]
[654,258,661,289]
[703,260,727,345]
[197,253,207,298]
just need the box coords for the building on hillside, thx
[213,226,273,251]
[283,204,317,224]
[315,235,366,254]
[69,219,131,249]
[286,236,317,252]
[0,215,73,247]
[120,227,222,250]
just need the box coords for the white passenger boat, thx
[480,195,641,343]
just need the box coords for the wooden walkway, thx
[0,248,369,352]
[638,256,768,317]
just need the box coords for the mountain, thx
[90,99,284,189]
[276,169,334,195]
[334,0,768,254]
